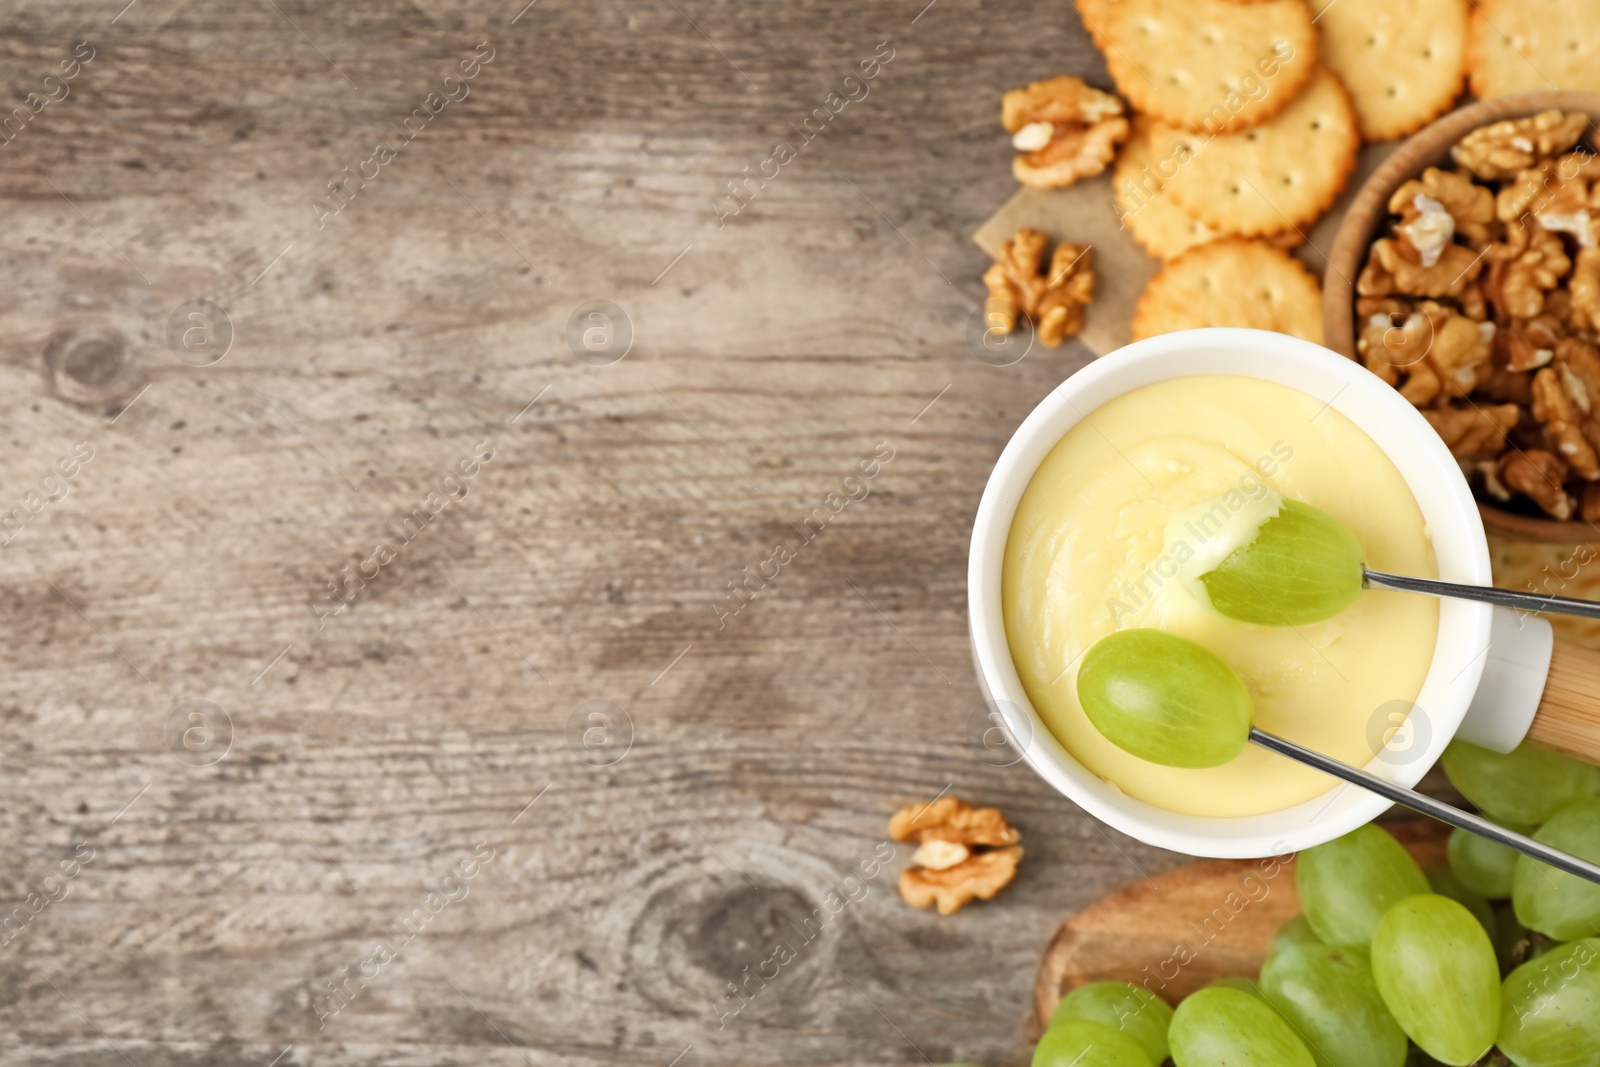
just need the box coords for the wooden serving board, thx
[1028,820,1448,1038]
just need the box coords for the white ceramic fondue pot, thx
[968,327,1600,859]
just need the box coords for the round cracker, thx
[1116,118,1225,260]
[1101,0,1317,134]
[1074,0,1121,48]
[1150,67,1360,237]
[1309,0,1467,140]
[1132,239,1324,343]
[1468,0,1600,98]
[1117,119,1299,258]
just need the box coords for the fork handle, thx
[1527,639,1600,765]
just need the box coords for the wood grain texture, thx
[0,2,1136,1065]
[0,2,1473,1065]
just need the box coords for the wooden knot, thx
[43,323,146,409]
[621,846,883,1026]
[629,878,834,1024]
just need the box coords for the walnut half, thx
[1498,449,1576,520]
[889,797,1022,915]
[1359,300,1494,405]
[1451,110,1591,182]
[983,228,1095,348]
[1002,76,1128,190]
[1365,236,1486,299]
[1487,220,1572,320]
[1422,403,1520,461]
[1389,167,1498,255]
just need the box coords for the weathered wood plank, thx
[0,1,1196,1064]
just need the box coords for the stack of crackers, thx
[1090,0,1481,344]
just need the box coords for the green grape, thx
[1297,824,1431,947]
[1448,824,1527,899]
[1498,937,1600,1067]
[1265,914,1321,968]
[1370,894,1501,1065]
[1169,986,1314,1067]
[1047,981,1172,1064]
[1260,943,1408,1067]
[1032,1018,1154,1067]
[1440,739,1600,826]
[1075,629,1253,768]
[1513,796,1600,941]
[1426,865,1496,939]
[1199,499,1365,626]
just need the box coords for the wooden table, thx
[0,2,1200,1063]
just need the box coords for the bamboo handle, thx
[1527,640,1600,765]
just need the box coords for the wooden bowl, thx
[1324,91,1600,545]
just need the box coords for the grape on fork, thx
[1194,497,1600,625]
[1075,629,1600,889]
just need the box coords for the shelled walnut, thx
[1499,450,1575,520]
[1390,168,1498,257]
[1487,220,1571,320]
[1001,76,1128,189]
[1572,248,1600,332]
[1451,110,1590,181]
[1363,236,1487,298]
[1358,300,1494,405]
[1358,110,1600,522]
[983,228,1096,348]
[1422,404,1521,461]
[1531,366,1600,480]
[888,796,1022,915]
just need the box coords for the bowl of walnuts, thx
[1326,92,1600,543]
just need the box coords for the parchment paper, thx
[971,143,1399,355]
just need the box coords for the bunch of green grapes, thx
[1440,739,1600,827]
[1439,737,1600,947]
[1027,810,1600,1067]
